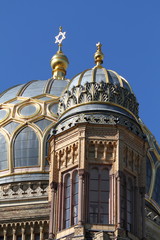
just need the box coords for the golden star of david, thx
[55,26,66,45]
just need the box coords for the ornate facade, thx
[0,29,160,239]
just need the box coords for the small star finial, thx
[96,42,102,51]
[55,26,66,49]
[94,42,104,66]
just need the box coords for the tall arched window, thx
[0,133,7,170]
[89,167,109,224]
[14,127,39,167]
[64,174,71,229]
[63,170,79,229]
[72,171,78,225]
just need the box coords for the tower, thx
[48,43,147,239]
[0,28,160,240]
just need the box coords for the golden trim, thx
[16,80,38,96]
[121,76,133,93]
[17,102,41,119]
[103,67,109,83]
[60,101,138,122]
[77,69,89,86]
[0,108,10,123]
[109,70,123,87]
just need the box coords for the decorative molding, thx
[58,82,139,117]
[0,181,48,201]
[53,113,145,139]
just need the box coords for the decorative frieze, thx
[0,181,48,201]
[88,140,117,162]
[56,142,79,170]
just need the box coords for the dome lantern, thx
[50,27,69,80]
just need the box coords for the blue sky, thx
[0,0,159,143]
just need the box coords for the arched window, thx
[0,133,7,170]
[89,167,109,224]
[72,171,78,225]
[64,174,71,229]
[63,170,79,229]
[14,127,39,167]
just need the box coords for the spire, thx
[50,27,69,80]
[94,42,104,66]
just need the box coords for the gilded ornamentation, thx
[58,82,139,118]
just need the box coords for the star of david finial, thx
[94,42,104,66]
[55,26,66,47]
[96,42,102,51]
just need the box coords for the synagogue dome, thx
[58,43,139,123]
[0,78,69,185]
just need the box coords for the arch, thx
[0,132,8,170]
[13,126,39,167]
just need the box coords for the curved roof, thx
[66,67,133,93]
[58,66,139,121]
[0,78,69,103]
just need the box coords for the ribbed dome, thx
[0,78,69,103]
[0,78,69,184]
[58,65,139,122]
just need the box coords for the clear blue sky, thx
[0,0,159,143]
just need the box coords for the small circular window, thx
[19,103,40,118]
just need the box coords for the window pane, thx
[89,214,98,224]
[100,203,108,214]
[90,180,98,190]
[90,168,99,179]
[64,174,71,228]
[14,127,39,167]
[89,203,98,213]
[0,133,7,170]
[101,180,109,191]
[73,171,78,225]
[90,190,99,202]
[100,214,109,224]
[89,166,109,224]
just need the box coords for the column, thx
[22,227,25,240]
[31,227,34,240]
[13,229,16,240]
[49,181,58,239]
[116,171,121,228]
[40,226,43,240]
[78,169,85,225]
[3,229,7,240]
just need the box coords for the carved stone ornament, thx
[51,113,145,139]
[58,82,139,117]
[0,181,48,201]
